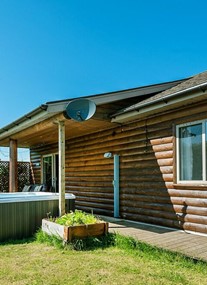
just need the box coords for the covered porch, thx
[0,101,118,215]
[0,78,189,225]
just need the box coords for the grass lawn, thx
[0,233,207,285]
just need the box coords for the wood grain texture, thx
[30,100,207,234]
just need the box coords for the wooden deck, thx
[102,217,207,262]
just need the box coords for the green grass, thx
[0,232,206,285]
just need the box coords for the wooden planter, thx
[42,219,109,242]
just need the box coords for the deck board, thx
[102,217,207,262]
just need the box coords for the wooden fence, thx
[0,161,33,192]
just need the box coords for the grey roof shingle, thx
[113,71,207,116]
[143,70,207,104]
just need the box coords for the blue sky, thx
[0,0,207,160]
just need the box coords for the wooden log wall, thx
[30,99,207,235]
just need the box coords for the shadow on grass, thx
[0,236,35,246]
[71,233,116,251]
[35,229,116,251]
[34,229,207,266]
[2,230,207,268]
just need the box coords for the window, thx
[176,120,207,183]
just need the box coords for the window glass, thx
[43,156,52,188]
[179,123,202,180]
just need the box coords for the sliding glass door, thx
[42,154,59,192]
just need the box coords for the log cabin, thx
[1,71,207,235]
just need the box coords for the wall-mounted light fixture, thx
[103,152,120,218]
[103,152,113,158]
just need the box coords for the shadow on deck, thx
[102,216,207,262]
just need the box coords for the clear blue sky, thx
[1,0,207,161]
[0,0,207,127]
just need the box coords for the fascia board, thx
[46,80,185,113]
[0,111,54,141]
[112,89,207,123]
[113,81,207,118]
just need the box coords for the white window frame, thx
[176,119,207,184]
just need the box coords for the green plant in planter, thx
[54,210,101,226]
[42,210,108,244]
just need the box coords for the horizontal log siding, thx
[61,114,178,222]
[30,100,207,234]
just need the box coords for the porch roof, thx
[0,77,186,148]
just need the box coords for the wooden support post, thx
[58,121,65,216]
[9,139,18,192]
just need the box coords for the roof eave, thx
[0,77,186,139]
[111,82,207,123]
[46,78,187,113]
[0,105,52,141]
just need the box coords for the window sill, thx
[173,183,207,190]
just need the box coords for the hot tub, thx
[0,192,75,242]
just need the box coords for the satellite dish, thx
[64,99,96,122]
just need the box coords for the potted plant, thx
[42,210,108,242]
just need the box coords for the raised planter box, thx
[42,219,109,242]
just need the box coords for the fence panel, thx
[0,161,9,192]
[0,161,33,192]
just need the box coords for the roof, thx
[45,78,185,112]
[0,105,48,134]
[1,73,200,147]
[0,78,185,141]
[152,70,207,98]
[112,71,207,120]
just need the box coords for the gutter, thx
[46,78,187,113]
[0,104,49,139]
[0,104,48,134]
[0,77,188,137]
[111,81,207,123]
